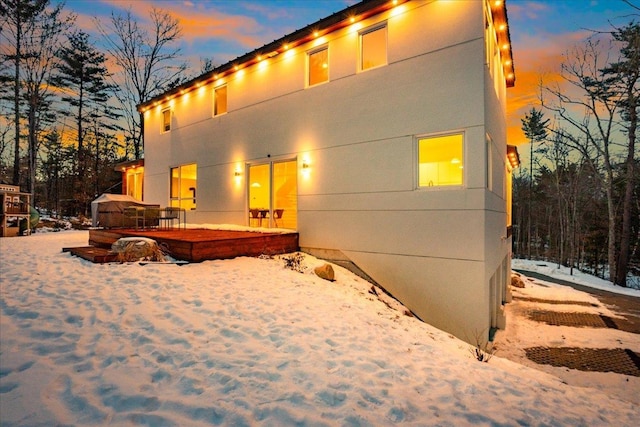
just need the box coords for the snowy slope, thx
[0,231,638,426]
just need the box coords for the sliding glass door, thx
[248,160,297,229]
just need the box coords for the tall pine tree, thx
[54,30,117,215]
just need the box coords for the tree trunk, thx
[605,170,617,283]
[13,9,21,186]
[614,83,637,287]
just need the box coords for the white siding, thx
[143,0,511,343]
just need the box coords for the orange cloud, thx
[507,28,596,146]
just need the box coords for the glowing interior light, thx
[314,31,319,37]
[498,24,506,31]
[502,43,509,50]
[350,17,356,23]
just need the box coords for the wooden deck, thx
[69,228,299,263]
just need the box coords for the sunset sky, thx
[67,0,638,149]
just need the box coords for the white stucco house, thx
[138,0,518,343]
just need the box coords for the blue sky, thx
[64,0,638,144]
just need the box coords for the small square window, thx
[162,109,171,133]
[418,133,464,187]
[361,25,387,71]
[214,85,227,116]
[308,46,329,86]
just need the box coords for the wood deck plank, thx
[85,228,299,263]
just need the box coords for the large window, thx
[214,85,227,116]
[162,108,171,133]
[360,24,387,71]
[308,46,329,86]
[418,133,464,187]
[170,163,197,210]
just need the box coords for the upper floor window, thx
[418,133,464,187]
[360,24,387,71]
[214,85,227,116]
[162,108,171,133]
[308,46,329,86]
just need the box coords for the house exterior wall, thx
[142,0,512,343]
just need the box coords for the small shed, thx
[1,184,32,237]
[91,194,159,228]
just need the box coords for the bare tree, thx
[96,7,186,160]
[0,0,73,204]
[0,0,48,186]
[602,23,639,286]
[541,29,638,285]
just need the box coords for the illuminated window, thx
[418,133,464,187]
[125,167,144,200]
[214,85,227,116]
[162,108,171,133]
[360,24,387,71]
[308,46,329,86]
[170,163,197,210]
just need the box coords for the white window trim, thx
[415,131,466,190]
[161,108,172,133]
[306,45,329,87]
[359,22,388,72]
[213,84,228,117]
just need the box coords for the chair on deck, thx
[123,206,145,230]
[273,209,284,227]
[159,207,181,230]
[143,207,160,230]
[249,209,262,227]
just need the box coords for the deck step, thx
[64,246,118,263]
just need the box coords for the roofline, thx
[138,0,515,111]
[138,0,406,112]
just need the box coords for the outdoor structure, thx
[138,0,517,343]
[91,193,159,228]
[0,183,32,237]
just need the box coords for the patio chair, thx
[159,207,181,230]
[273,209,284,227]
[249,209,262,227]
[143,207,160,230]
[123,206,145,230]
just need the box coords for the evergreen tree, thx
[53,30,118,215]
[521,108,549,259]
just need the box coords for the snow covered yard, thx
[494,261,640,405]
[0,231,638,426]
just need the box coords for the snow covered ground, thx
[495,259,640,405]
[1,230,638,426]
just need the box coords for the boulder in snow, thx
[111,237,165,262]
[314,263,335,282]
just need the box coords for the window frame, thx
[359,23,388,72]
[161,108,171,133]
[170,163,197,210]
[416,132,466,189]
[214,84,227,117]
[307,45,329,87]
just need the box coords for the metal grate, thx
[515,296,598,307]
[528,310,618,329]
[525,347,640,377]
